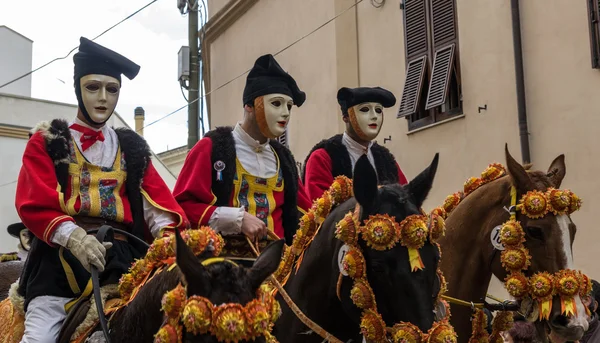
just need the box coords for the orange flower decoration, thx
[501,247,532,272]
[505,273,529,299]
[154,323,180,343]
[399,215,429,250]
[330,176,353,204]
[529,272,555,300]
[182,295,213,335]
[291,229,307,254]
[428,210,446,242]
[431,207,448,220]
[392,322,424,343]
[518,190,549,219]
[246,300,271,338]
[578,272,593,297]
[351,279,376,310]
[342,247,366,279]
[360,310,387,342]
[335,211,359,245]
[427,320,458,343]
[443,192,463,214]
[212,304,248,343]
[162,283,187,318]
[555,270,581,297]
[568,191,582,214]
[499,220,525,247]
[274,246,294,282]
[299,212,318,238]
[312,191,333,218]
[361,214,401,251]
[481,163,506,183]
[464,177,483,196]
[547,188,571,215]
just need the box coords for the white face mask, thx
[80,74,120,124]
[256,93,293,138]
[349,102,384,141]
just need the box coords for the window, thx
[397,0,463,131]
[587,0,600,68]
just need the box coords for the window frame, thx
[587,0,600,69]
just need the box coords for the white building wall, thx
[0,26,32,97]
[0,93,177,253]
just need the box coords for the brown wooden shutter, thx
[277,128,289,147]
[398,0,428,118]
[424,0,457,109]
[588,0,600,68]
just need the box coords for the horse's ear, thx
[248,239,285,290]
[407,153,439,207]
[175,229,209,292]
[353,155,378,211]
[547,154,566,188]
[505,144,535,192]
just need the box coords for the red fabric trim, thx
[303,148,334,201]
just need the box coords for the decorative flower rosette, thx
[555,270,581,317]
[399,215,429,271]
[489,311,513,343]
[529,272,555,320]
[360,214,401,251]
[464,177,483,196]
[467,308,489,343]
[342,247,366,279]
[428,208,446,242]
[335,211,359,245]
[500,247,532,272]
[578,271,593,297]
[442,192,463,214]
[312,190,333,219]
[505,273,530,299]
[392,322,424,343]
[547,188,571,215]
[351,278,377,310]
[480,163,506,183]
[517,190,550,219]
[427,320,457,343]
[360,310,387,342]
[330,175,353,204]
[499,220,525,247]
[182,295,213,335]
[568,191,582,213]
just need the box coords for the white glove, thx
[66,227,113,272]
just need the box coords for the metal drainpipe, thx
[510,0,531,164]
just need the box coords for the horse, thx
[275,153,447,342]
[0,260,23,299]
[438,146,589,343]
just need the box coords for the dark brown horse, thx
[0,261,23,300]
[438,146,588,343]
[275,154,444,342]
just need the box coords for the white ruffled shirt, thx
[207,123,278,235]
[50,117,177,247]
[342,131,378,176]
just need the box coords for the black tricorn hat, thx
[7,222,26,238]
[243,54,306,107]
[337,86,396,115]
[73,37,141,83]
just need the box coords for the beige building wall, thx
[204,0,600,298]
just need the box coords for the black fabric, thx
[301,134,400,185]
[73,37,140,125]
[7,222,26,238]
[242,54,306,107]
[204,126,300,245]
[337,86,396,115]
[18,119,152,306]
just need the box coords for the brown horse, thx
[275,154,445,342]
[438,146,588,343]
[0,260,23,300]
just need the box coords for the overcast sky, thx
[0,0,208,153]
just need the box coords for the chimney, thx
[134,106,145,136]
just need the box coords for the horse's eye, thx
[525,226,544,241]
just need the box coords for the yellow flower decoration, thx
[427,320,458,343]
[481,163,506,183]
[273,245,294,283]
[361,214,401,251]
[360,309,387,342]
[555,270,581,297]
[501,247,532,272]
[529,272,555,300]
[335,211,359,245]
[342,247,366,279]
[330,176,353,204]
[464,177,483,196]
[443,192,463,214]
[269,299,282,323]
[299,212,318,238]
[505,273,529,299]
[499,220,525,247]
[182,296,213,335]
[578,271,593,297]
[351,278,376,310]
[547,188,571,215]
[392,322,424,343]
[399,215,429,250]
[291,229,307,255]
[428,210,446,242]
[154,324,180,343]
[431,207,448,220]
[162,283,187,319]
[312,191,333,218]
[518,190,549,219]
[212,304,248,343]
[246,300,271,338]
[568,191,582,214]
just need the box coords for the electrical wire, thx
[0,0,160,91]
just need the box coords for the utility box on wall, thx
[178,46,190,81]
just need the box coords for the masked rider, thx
[302,86,408,201]
[15,37,188,343]
[173,54,312,259]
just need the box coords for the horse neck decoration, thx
[108,228,284,343]
[438,145,591,343]
[275,154,457,343]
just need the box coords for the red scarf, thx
[69,123,105,151]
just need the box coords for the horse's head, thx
[175,229,284,342]
[350,153,441,332]
[504,146,588,341]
